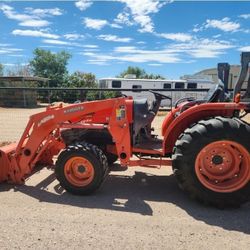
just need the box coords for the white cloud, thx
[137,41,146,44]
[193,28,200,33]
[42,39,71,45]
[158,33,193,42]
[148,63,162,66]
[24,7,63,17]
[213,34,222,39]
[83,38,234,65]
[87,60,109,66]
[205,17,240,32]
[0,47,23,55]
[2,63,16,67]
[192,24,201,33]
[91,52,180,63]
[83,17,124,30]
[64,33,85,40]
[0,43,23,56]
[83,49,99,53]
[110,23,123,29]
[168,38,234,58]
[83,45,99,48]
[0,4,62,27]
[98,35,132,43]
[114,46,137,53]
[3,63,28,67]
[238,46,250,52]
[83,46,181,64]
[12,29,59,39]
[239,14,250,19]
[0,4,30,22]
[0,43,11,47]
[42,39,99,49]
[19,20,50,27]
[7,54,24,57]
[114,12,134,26]
[134,14,153,33]
[242,29,250,34]
[120,0,166,16]
[117,0,168,33]
[75,0,93,11]
[83,17,108,30]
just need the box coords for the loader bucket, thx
[0,143,17,183]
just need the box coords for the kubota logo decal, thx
[64,106,84,114]
[38,115,55,127]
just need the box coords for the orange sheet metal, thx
[0,143,17,183]
[128,158,172,167]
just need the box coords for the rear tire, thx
[55,142,108,195]
[172,117,250,208]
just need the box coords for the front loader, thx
[0,52,249,208]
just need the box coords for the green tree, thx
[0,63,3,76]
[63,71,98,102]
[117,66,165,79]
[144,73,165,79]
[66,71,96,88]
[64,71,117,102]
[29,48,71,87]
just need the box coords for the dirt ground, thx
[0,106,250,249]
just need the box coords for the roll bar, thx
[217,62,230,93]
[234,52,250,101]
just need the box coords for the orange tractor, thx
[0,52,249,208]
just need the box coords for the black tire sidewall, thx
[173,117,250,207]
[56,148,104,195]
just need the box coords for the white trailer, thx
[99,77,214,107]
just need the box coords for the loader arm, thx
[0,97,133,184]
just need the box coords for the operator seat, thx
[176,80,226,109]
[203,80,225,103]
[175,81,227,114]
[133,98,156,143]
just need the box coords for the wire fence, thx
[0,87,235,143]
[0,86,213,106]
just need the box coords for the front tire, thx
[55,142,108,195]
[172,117,250,208]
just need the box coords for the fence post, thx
[23,89,27,107]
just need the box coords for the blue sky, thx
[1,0,250,79]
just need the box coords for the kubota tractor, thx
[0,53,250,208]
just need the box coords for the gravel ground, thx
[0,106,250,249]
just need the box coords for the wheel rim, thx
[195,140,250,193]
[64,157,94,187]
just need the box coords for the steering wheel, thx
[149,90,172,100]
[115,92,127,98]
[174,97,196,108]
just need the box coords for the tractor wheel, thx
[172,117,250,208]
[106,153,118,165]
[55,142,108,195]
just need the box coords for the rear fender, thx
[162,102,243,155]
